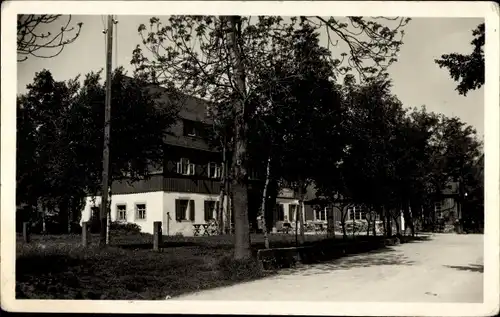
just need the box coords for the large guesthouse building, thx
[79,83,303,236]
[80,81,465,236]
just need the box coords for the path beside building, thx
[178,233,483,302]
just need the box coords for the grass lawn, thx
[16,232,379,300]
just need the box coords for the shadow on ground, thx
[278,246,415,277]
[444,264,483,273]
[400,235,432,243]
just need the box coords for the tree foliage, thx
[435,23,485,96]
[16,69,178,232]
[131,15,411,257]
[17,15,83,62]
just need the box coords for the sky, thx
[17,15,485,138]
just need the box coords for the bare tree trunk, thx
[260,156,271,248]
[326,204,335,238]
[366,211,371,236]
[227,185,232,234]
[40,199,46,234]
[68,198,72,234]
[385,206,392,237]
[106,189,112,245]
[297,184,305,244]
[402,200,414,236]
[391,209,400,235]
[217,141,228,234]
[227,15,251,260]
[340,205,348,240]
[352,207,355,239]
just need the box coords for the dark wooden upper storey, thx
[112,79,260,195]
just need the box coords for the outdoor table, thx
[193,224,202,236]
[315,223,324,233]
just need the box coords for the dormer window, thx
[183,119,198,137]
[177,158,195,175]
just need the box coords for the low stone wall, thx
[257,236,402,270]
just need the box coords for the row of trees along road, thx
[17,16,484,260]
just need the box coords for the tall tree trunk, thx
[297,183,305,244]
[340,205,348,240]
[227,184,233,233]
[40,199,46,234]
[227,16,251,259]
[218,141,229,234]
[106,189,112,244]
[260,156,271,248]
[67,197,72,234]
[383,206,392,237]
[372,206,377,236]
[352,207,356,238]
[326,204,335,238]
[403,200,415,236]
[391,209,400,235]
[366,211,371,236]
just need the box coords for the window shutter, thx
[189,200,195,221]
[204,201,211,221]
[175,199,181,221]
[288,205,294,222]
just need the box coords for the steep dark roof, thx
[127,77,217,152]
[142,80,213,124]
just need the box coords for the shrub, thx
[217,255,264,281]
[109,222,142,235]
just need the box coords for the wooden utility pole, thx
[99,15,114,246]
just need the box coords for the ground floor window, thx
[135,203,146,220]
[116,204,127,221]
[276,204,285,221]
[315,208,326,221]
[204,200,218,222]
[176,199,195,222]
[91,206,100,221]
[287,204,298,222]
[348,207,363,220]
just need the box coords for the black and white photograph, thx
[1,1,499,315]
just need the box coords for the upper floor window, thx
[177,158,195,175]
[183,119,198,137]
[208,162,222,179]
[183,119,209,138]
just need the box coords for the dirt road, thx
[178,233,483,302]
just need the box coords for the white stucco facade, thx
[80,192,308,236]
[81,191,223,236]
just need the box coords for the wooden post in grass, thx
[82,222,89,247]
[23,222,30,243]
[153,221,162,251]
